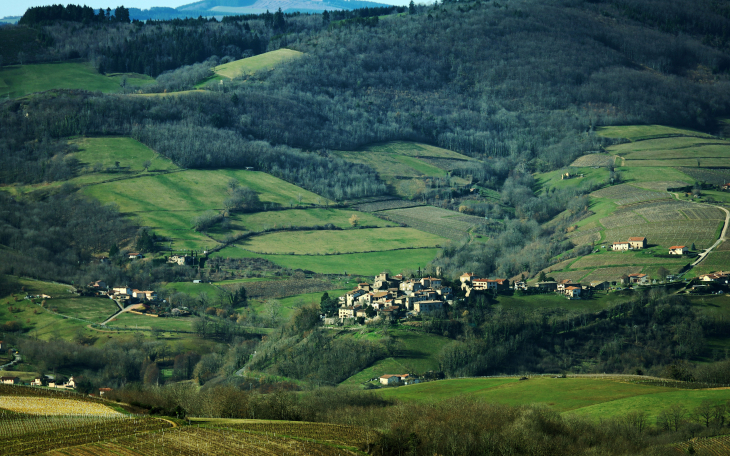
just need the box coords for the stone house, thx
[628,237,647,249]
[669,245,688,255]
[612,241,630,251]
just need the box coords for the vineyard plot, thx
[381,206,482,241]
[590,184,670,205]
[45,426,364,456]
[1,415,169,455]
[0,397,123,417]
[569,154,614,167]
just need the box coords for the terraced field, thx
[335,141,475,198]
[380,206,483,241]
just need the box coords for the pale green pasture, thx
[233,208,396,232]
[0,63,153,98]
[105,312,194,332]
[84,169,328,213]
[609,136,728,154]
[210,247,440,276]
[596,125,714,141]
[213,49,304,79]
[50,297,120,324]
[569,389,730,424]
[238,228,445,255]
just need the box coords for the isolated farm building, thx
[722,183,730,191]
[612,241,631,251]
[128,252,143,260]
[628,237,647,249]
[669,246,688,255]
[99,256,110,264]
[379,374,402,385]
[563,286,582,298]
[1,377,19,385]
[99,387,113,396]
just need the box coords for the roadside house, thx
[1,377,20,385]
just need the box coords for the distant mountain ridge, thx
[128,0,391,20]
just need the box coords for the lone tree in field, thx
[142,160,151,171]
[349,213,360,227]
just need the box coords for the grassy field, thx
[244,288,352,322]
[376,376,730,423]
[233,208,396,232]
[83,169,331,250]
[238,227,445,255]
[213,49,304,79]
[105,312,194,332]
[49,297,119,324]
[0,63,154,98]
[211,246,440,276]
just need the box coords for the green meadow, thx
[596,125,715,141]
[49,297,119,324]
[238,227,445,255]
[377,377,730,423]
[105,311,194,332]
[0,63,154,98]
[70,137,179,173]
[213,49,304,79]
[211,247,440,276]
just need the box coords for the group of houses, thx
[379,373,419,385]
[514,274,651,298]
[611,236,689,255]
[87,281,157,302]
[699,271,730,285]
[334,272,455,323]
[459,273,509,297]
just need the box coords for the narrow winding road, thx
[0,353,21,370]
